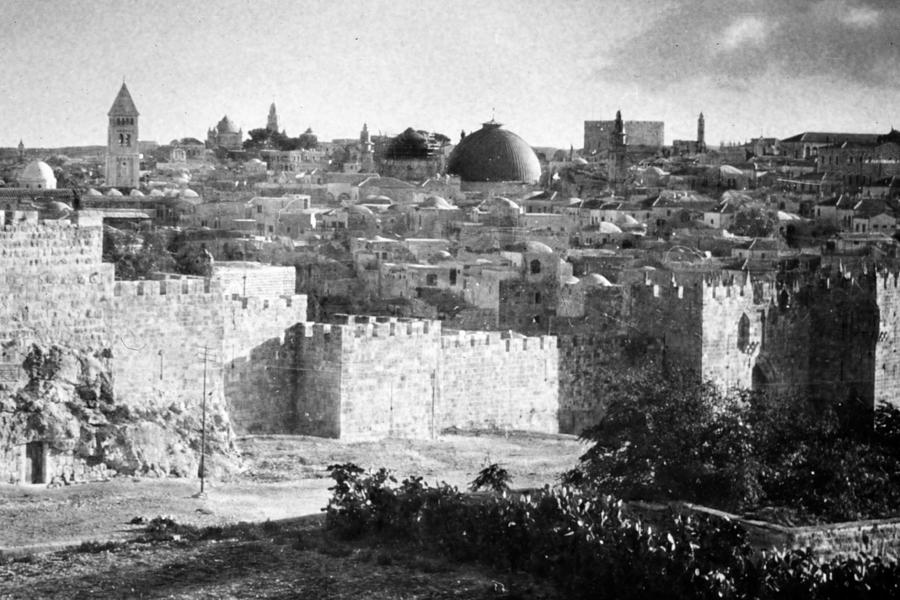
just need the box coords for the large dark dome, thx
[385,127,431,160]
[447,121,541,183]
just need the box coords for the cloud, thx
[842,6,880,27]
[593,0,900,90]
[719,16,769,50]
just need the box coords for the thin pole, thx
[200,344,207,494]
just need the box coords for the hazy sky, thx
[2,0,898,148]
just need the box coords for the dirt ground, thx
[0,515,561,599]
[0,432,585,549]
[0,432,581,598]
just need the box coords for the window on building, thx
[449,269,457,285]
[534,291,541,304]
[530,259,542,275]
[257,205,262,214]
[737,313,750,351]
[426,273,438,286]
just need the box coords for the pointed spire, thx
[108,82,139,116]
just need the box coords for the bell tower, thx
[105,82,140,189]
[267,102,279,133]
[697,112,706,153]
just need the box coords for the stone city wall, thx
[287,316,559,441]
[440,329,558,435]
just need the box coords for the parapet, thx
[327,314,441,338]
[440,328,556,352]
[113,277,214,297]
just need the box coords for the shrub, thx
[324,465,900,599]
[469,463,512,493]
[575,368,900,522]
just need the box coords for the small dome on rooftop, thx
[525,241,553,254]
[106,188,123,196]
[19,160,57,189]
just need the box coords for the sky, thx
[1,0,899,149]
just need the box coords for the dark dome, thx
[385,127,430,160]
[447,121,541,183]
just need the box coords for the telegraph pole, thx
[199,344,208,495]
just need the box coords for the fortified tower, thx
[104,82,140,189]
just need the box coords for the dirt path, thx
[0,432,584,550]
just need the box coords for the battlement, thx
[228,294,304,312]
[440,329,556,351]
[113,278,216,297]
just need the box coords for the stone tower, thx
[267,102,279,133]
[697,112,706,152]
[359,123,375,173]
[17,139,24,162]
[105,82,140,189]
[608,110,627,192]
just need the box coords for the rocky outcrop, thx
[0,344,239,481]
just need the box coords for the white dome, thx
[149,188,165,197]
[129,189,145,197]
[583,273,613,286]
[19,160,56,189]
[86,188,103,196]
[106,188,123,196]
[599,222,623,234]
[182,188,199,198]
[525,241,554,254]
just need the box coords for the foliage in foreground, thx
[324,463,900,600]
[569,369,900,523]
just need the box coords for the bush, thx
[324,465,900,599]
[575,369,900,523]
[469,463,511,493]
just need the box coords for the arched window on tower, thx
[118,133,124,146]
[125,134,131,146]
[530,259,542,275]
[737,313,750,352]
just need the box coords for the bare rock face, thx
[0,344,239,478]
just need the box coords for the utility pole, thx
[197,344,209,496]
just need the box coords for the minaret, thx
[697,112,706,153]
[608,110,627,192]
[267,102,279,133]
[17,139,24,162]
[359,123,375,173]
[105,82,140,189]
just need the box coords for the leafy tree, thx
[102,227,175,280]
[728,207,777,237]
[296,127,318,150]
[573,368,900,522]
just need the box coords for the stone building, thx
[105,83,141,189]
[377,127,447,181]
[207,115,243,150]
[584,117,664,155]
[672,113,706,155]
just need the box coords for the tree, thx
[729,207,777,237]
[102,227,175,280]
[572,367,900,522]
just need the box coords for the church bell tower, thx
[697,112,706,153]
[105,82,140,189]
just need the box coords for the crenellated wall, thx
[440,329,558,434]
[285,316,559,441]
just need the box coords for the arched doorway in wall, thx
[752,357,777,393]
